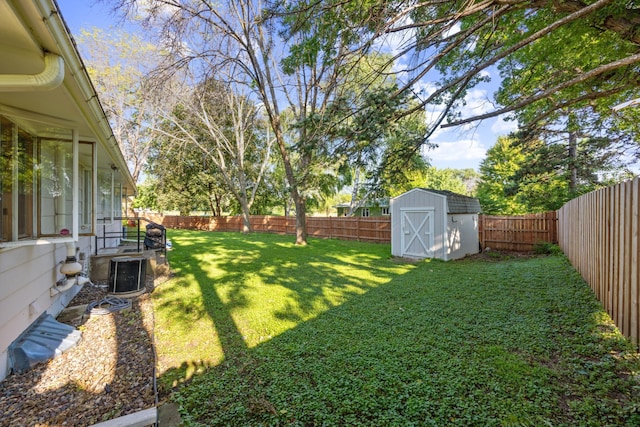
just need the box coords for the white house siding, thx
[446,213,479,260]
[0,237,93,380]
[391,189,448,259]
[0,1,135,381]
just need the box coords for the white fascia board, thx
[32,0,135,190]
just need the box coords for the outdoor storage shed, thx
[391,188,482,260]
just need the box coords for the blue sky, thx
[56,0,517,172]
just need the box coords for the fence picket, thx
[143,214,392,243]
[478,213,558,251]
[558,177,640,346]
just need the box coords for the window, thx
[39,138,73,236]
[98,170,113,223]
[1,117,34,241]
[381,207,390,216]
[38,139,94,236]
[362,208,370,217]
[0,114,96,246]
[81,168,93,232]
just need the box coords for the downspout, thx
[0,52,64,92]
[0,46,84,293]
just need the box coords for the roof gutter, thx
[32,0,136,191]
[0,52,64,92]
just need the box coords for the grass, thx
[153,230,640,426]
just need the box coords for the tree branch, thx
[442,53,640,128]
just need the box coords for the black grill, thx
[144,223,166,250]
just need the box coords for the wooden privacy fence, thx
[558,177,640,344]
[148,212,561,250]
[145,214,392,243]
[479,212,558,251]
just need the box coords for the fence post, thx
[479,214,484,250]
[329,216,333,239]
[547,211,557,243]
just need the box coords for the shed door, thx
[401,209,434,258]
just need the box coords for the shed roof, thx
[421,189,482,214]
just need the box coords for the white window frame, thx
[0,115,96,249]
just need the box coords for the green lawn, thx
[153,230,640,426]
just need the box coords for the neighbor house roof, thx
[421,189,482,214]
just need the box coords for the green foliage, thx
[146,118,229,215]
[387,166,478,198]
[532,242,563,256]
[131,181,159,211]
[277,0,640,169]
[476,136,529,214]
[424,167,476,195]
[477,133,632,215]
[494,3,639,146]
[155,230,640,426]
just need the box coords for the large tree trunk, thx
[294,197,307,245]
[271,116,308,244]
[568,131,578,193]
[239,201,252,233]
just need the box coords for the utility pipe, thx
[0,52,64,92]
[51,241,86,295]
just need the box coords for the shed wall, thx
[446,213,480,260]
[391,189,447,259]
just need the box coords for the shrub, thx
[533,241,563,255]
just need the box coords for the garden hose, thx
[85,296,132,315]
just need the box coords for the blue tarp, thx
[8,313,82,374]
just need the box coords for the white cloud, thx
[461,88,494,116]
[425,138,487,162]
[442,22,461,39]
[490,115,519,135]
[413,80,437,98]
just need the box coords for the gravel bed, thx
[0,277,157,427]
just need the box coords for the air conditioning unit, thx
[108,256,147,296]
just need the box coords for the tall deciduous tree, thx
[78,28,162,183]
[476,136,529,215]
[281,0,640,162]
[152,75,273,233]
[105,0,359,244]
[147,109,230,216]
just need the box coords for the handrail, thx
[94,217,166,256]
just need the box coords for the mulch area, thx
[0,272,162,427]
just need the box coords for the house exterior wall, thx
[0,0,135,382]
[391,189,447,260]
[446,213,480,260]
[336,206,389,217]
[0,237,89,380]
[0,215,125,381]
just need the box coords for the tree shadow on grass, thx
[156,231,640,426]
[0,285,155,426]
[154,231,412,391]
